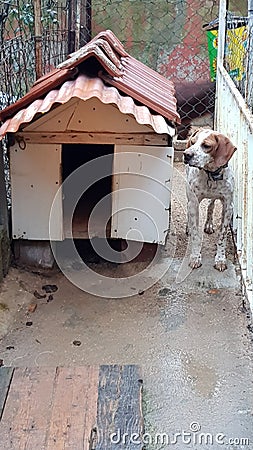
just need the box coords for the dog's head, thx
[183,129,237,171]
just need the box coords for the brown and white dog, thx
[183,128,237,271]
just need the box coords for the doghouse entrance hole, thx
[62,144,114,239]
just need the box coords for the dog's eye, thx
[202,143,211,150]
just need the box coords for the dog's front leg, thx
[188,197,202,269]
[204,199,216,234]
[214,197,233,271]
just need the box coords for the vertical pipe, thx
[68,0,76,53]
[79,0,92,47]
[34,0,43,79]
[216,0,227,68]
[75,0,81,50]
[214,0,227,130]
[86,0,92,42]
[247,0,253,107]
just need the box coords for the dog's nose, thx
[183,151,193,164]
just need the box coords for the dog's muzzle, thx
[183,151,194,164]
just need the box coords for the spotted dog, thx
[183,128,237,271]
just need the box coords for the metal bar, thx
[75,0,81,50]
[216,0,227,68]
[68,0,77,53]
[34,0,43,79]
[86,0,92,42]
[247,0,253,107]
[215,0,228,129]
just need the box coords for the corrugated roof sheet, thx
[0,74,174,138]
[0,29,180,133]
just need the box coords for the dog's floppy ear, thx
[186,128,200,148]
[213,133,237,168]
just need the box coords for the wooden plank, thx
[16,132,169,146]
[0,367,99,450]
[45,366,99,450]
[0,367,14,420]
[95,365,143,449]
[0,367,57,449]
[0,366,143,449]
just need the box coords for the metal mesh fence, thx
[0,0,250,131]
[0,0,68,108]
[222,1,253,110]
[92,0,218,139]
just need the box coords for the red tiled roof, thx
[0,30,180,127]
[0,74,174,138]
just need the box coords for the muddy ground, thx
[0,162,252,449]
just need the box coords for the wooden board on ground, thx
[0,365,143,450]
[0,367,14,420]
[96,365,143,449]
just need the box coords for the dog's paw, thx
[214,260,227,271]
[204,223,215,234]
[189,255,202,269]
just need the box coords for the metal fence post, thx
[215,0,228,130]
[34,0,43,80]
[81,0,92,45]
[247,0,253,107]
[68,0,92,53]
[68,0,76,53]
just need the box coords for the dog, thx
[183,128,237,271]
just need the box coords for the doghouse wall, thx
[10,142,62,241]
[23,97,160,135]
[10,141,173,245]
[10,96,173,243]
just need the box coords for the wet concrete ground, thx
[0,163,252,449]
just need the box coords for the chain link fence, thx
[204,0,252,110]
[223,2,253,109]
[0,1,248,132]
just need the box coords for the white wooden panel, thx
[111,145,173,244]
[23,98,154,134]
[67,98,153,132]
[216,63,253,311]
[10,143,62,240]
[25,98,79,131]
[246,132,253,302]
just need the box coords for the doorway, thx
[62,144,114,239]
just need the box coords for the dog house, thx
[0,30,180,267]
